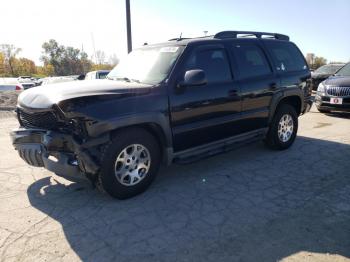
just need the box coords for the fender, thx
[268,87,304,123]
[85,112,173,149]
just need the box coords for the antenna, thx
[90,32,97,64]
[179,32,182,40]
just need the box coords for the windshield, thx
[315,64,344,74]
[335,63,350,77]
[107,45,184,85]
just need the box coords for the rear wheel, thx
[99,128,161,199]
[265,104,298,150]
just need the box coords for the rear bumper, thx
[10,128,106,180]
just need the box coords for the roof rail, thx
[214,31,290,41]
[168,37,191,41]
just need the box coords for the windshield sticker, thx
[160,46,179,53]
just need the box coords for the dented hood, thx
[18,79,152,109]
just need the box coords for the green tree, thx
[41,39,93,75]
[41,39,65,75]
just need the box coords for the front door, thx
[169,44,241,152]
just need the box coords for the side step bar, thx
[173,128,268,164]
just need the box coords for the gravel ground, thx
[0,91,19,111]
[0,106,349,262]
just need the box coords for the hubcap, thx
[114,144,151,186]
[278,114,294,143]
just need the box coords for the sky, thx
[1,0,349,65]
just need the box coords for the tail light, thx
[15,85,22,91]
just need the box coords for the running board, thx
[173,128,268,164]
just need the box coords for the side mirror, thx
[179,69,207,87]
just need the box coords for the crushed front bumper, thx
[10,128,107,180]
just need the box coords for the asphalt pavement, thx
[0,106,349,262]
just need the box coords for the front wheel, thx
[264,104,298,150]
[99,128,161,199]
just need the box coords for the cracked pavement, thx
[0,106,349,262]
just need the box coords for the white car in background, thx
[0,78,24,91]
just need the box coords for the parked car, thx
[11,31,312,199]
[18,80,36,89]
[0,78,24,91]
[315,62,350,113]
[41,76,77,86]
[85,70,110,80]
[311,64,345,90]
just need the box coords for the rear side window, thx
[265,41,308,72]
[184,49,232,83]
[232,44,272,79]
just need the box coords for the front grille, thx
[326,86,350,97]
[18,109,59,129]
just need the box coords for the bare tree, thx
[95,50,106,65]
[109,54,119,66]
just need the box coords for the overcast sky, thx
[1,0,349,64]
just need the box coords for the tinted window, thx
[265,41,308,72]
[232,44,272,79]
[98,72,109,79]
[185,49,232,83]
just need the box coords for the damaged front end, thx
[11,105,109,183]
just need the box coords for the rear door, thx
[169,44,241,152]
[263,40,310,99]
[230,39,279,132]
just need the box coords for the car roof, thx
[143,31,291,49]
[144,37,291,50]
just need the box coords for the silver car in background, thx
[0,78,24,91]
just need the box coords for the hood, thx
[324,76,350,87]
[18,79,152,109]
[311,73,332,79]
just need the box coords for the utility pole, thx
[126,0,132,53]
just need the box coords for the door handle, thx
[228,89,238,96]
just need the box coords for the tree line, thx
[0,40,119,77]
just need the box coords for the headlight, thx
[317,82,326,95]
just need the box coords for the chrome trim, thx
[326,86,350,97]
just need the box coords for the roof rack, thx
[214,31,290,41]
[168,37,191,41]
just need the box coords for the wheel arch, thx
[85,112,174,165]
[269,93,303,123]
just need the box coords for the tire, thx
[317,107,330,114]
[99,128,161,199]
[264,104,298,150]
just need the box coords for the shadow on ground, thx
[325,111,350,119]
[27,136,350,262]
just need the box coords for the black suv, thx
[11,31,312,199]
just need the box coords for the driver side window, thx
[184,49,232,83]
